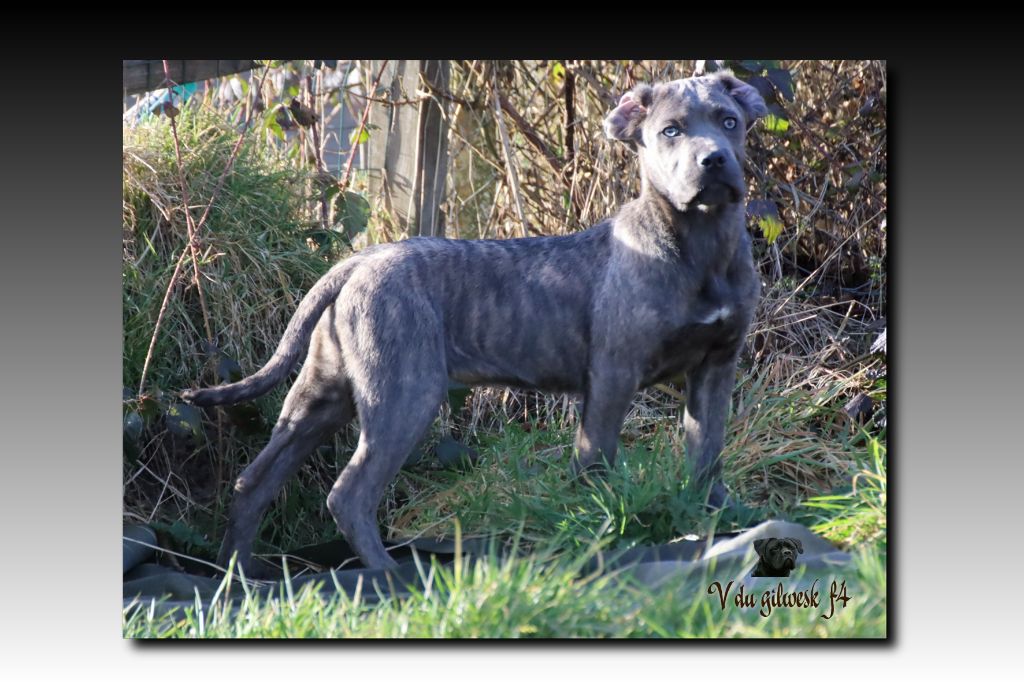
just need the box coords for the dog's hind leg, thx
[326,340,448,571]
[217,336,355,576]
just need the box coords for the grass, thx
[123,104,339,529]
[124,396,887,638]
[124,531,886,639]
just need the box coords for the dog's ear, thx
[753,538,770,557]
[604,84,653,145]
[716,72,768,124]
[790,538,804,554]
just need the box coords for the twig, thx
[497,92,563,177]
[574,64,616,107]
[463,58,565,178]
[490,74,529,238]
[303,72,329,230]
[136,63,271,396]
[164,61,214,344]
[359,89,478,110]
[339,60,390,192]
[563,63,578,222]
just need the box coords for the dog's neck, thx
[616,181,744,271]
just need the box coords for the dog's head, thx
[604,71,767,212]
[753,537,804,572]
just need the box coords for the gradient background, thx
[1,30,1018,679]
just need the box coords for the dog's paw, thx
[570,456,610,486]
[706,481,731,510]
[435,437,480,470]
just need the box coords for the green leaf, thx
[747,199,784,243]
[551,61,566,84]
[746,75,775,103]
[324,182,342,200]
[766,68,794,102]
[137,393,164,421]
[334,191,371,239]
[758,214,784,243]
[348,127,370,146]
[165,402,203,440]
[763,113,790,134]
[153,520,213,551]
[123,411,144,442]
[264,109,285,141]
[123,411,144,463]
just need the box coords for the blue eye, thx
[723,117,737,130]
[662,126,681,137]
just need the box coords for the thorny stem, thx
[339,60,390,192]
[136,62,272,397]
[164,61,214,345]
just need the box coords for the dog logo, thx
[750,537,804,577]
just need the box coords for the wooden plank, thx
[366,60,450,238]
[122,60,258,96]
[367,60,422,231]
[412,60,450,238]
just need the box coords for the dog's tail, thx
[181,257,363,407]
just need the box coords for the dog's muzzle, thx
[690,152,743,206]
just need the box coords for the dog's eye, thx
[722,117,738,130]
[662,126,681,138]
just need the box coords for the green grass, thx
[124,536,886,638]
[123,106,331,395]
[385,423,750,555]
[124,421,887,638]
[796,434,887,552]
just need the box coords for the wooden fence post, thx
[366,60,450,238]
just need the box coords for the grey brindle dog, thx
[183,71,767,573]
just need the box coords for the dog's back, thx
[389,228,610,391]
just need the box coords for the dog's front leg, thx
[683,352,741,508]
[571,366,639,476]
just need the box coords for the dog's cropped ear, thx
[790,538,804,555]
[753,538,770,557]
[604,84,653,145]
[716,72,768,124]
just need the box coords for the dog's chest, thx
[685,271,745,327]
[641,272,751,384]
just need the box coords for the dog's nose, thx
[700,150,727,168]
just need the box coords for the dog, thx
[182,70,768,573]
[751,537,804,577]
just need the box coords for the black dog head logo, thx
[751,537,804,577]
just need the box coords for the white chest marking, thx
[698,305,732,325]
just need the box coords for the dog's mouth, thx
[690,181,743,207]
